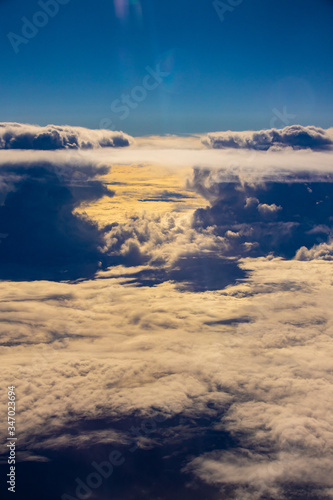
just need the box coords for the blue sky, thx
[0,0,332,135]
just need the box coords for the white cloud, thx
[257,203,282,215]
[1,258,333,498]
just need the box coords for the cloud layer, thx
[0,123,133,150]
[1,127,333,498]
[1,258,333,500]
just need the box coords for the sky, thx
[0,0,333,134]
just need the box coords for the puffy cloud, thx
[188,167,333,258]
[0,122,133,150]
[295,240,333,261]
[98,209,250,292]
[257,203,282,215]
[203,125,333,151]
[1,258,333,499]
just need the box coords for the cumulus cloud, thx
[0,122,133,150]
[202,125,333,151]
[98,210,246,291]
[295,240,333,261]
[257,203,282,215]
[188,167,333,258]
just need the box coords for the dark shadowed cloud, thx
[0,160,115,280]
[189,167,333,259]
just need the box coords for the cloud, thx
[8,139,329,189]
[0,145,243,289]
[1,131,332,283]
[1,127,333,497]
[0,157,115,280]
[99,210,249,291]
[257,203,282,215]
[188,167,333,258]
[0,122,133,150]
[122,255,247,292]
[0,145,245,286]
[1,128,333,499]
[295,240,333,261]
[202,125,333,151]
[1,258,333,499]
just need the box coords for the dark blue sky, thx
[0,0,332,135]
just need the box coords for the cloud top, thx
[0,122,133,150]
[203,125,333,151]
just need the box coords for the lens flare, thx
[114,0,143,25]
